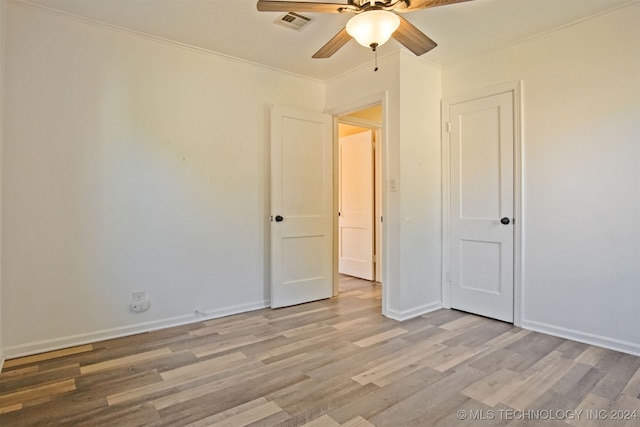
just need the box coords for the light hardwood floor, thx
[1,276,639,426]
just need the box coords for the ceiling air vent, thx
[275,12,312,31]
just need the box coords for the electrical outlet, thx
[132,291,146,302]
[130,300,150,313]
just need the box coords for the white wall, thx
[326,52,443,319]
[443,4,640,354]
[2,3,325,357]
[397,55,442,315]
[327,54,402,316]
[0,0,5,368]
[5,0,637,360]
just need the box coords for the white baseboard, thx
[4,300,270,360]
[386,301,443,322]
[193,300,270,320]
[521,319,640,357]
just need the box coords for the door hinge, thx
[380,216,384,223]
[446,271,451,282]
[446,122,451,133]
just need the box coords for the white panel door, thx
[271,105,333,308]
[339,130,374,280]
[449,92,514,322]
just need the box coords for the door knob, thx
[500,217,510,225]
[275,215,284,222]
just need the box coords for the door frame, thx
[327,92,389,316]
[441,81,523,326]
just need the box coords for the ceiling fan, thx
[256,0,473,59]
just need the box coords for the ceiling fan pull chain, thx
[371,42,379,72]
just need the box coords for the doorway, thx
[337,104,383,292]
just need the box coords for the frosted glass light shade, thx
[346,10,400,48]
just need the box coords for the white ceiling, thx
[23,0,637,80]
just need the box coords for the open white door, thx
[270,105,333,308]
[338,130,374,280]
[448,91,515,322]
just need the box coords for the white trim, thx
[441,100,452,310]
[3,300,269,360]
[338,116,382,130]
[444,81,523,107]
[327,92,389,317]
[325,93,387,117]
[332,116,340,297]
[374,128,382,284]
[386,301,443,322]
[512,81,523,327]
[521,319,640,357]
[441,80,523,326]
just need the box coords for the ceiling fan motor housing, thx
[351,0,408,11]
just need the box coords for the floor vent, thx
[275,12,312,31]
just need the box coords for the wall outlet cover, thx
[130,299,150,313]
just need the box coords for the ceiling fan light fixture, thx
[346,10,400,49]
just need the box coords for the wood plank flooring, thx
[2,276,639,426]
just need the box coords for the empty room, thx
[0,0,639,425]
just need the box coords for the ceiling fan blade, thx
[392,15,437,56]
[312,27,352,58]
[257,1,352,13]
[398,0,473,12]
